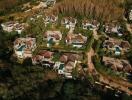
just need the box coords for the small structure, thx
[14,38,36,59]
[66,33,87,48]
[43,30,62,47]
[61,17,77,29]
[82,19,100,30]
[102,56,132,73]
[1,21,27,34]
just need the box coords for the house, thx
[66,33,87,48]
[53,53,81,78]
[44,0,56,6]
[102,56,132,73]
[14,38,36,59]
[58,53,81,78]
[1,21,18,32]
[103,38,130,55]
[61,17,77,29]
[60,53,81,63]
[1,21,27,34]
[129,9,132,21]
[43,30,62,47]
[39,50,54,61]
[43,14,58,25]
[104,23,123,36]
[82,19,100,30]
[32,50,54,67]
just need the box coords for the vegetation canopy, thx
[53,0,125,22]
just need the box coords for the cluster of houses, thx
[32,50,82,78]
[102,56,132,73]
[29,13,101,31]
[1,21,28,34]
[14,38,36,59]
[103,38,131,55]
[43,29,88,48]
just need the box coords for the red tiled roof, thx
[39,51,53,58]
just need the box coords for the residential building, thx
[43,14,58,25]
[66,33,87,48]
[129,9,132,21]
[44,0,56,6]
[1,21,28,34]
[43,30,62,47]
[14,38,36,59]
[61,17,77,29]
[82,19,100,30]
[32,50,54,67]
[104,23,123,36]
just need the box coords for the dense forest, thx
[52,0,125,22]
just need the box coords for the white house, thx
[61,17,77,29]
[129,9,132,21]
[14,38,36,59]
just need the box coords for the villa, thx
[129,9,132,21]
[102,56,132,73]
[1,21,28,34]
[32,50,54,67]
[66,33,87,48]
[43,14,58,25]
[43,30,62,47]
[82,19,100,30]
[61,17,77,29]
[44,0,56,6]
[54,53,82,78]
[14,38,36,59]
[103,38,130,55]
[104,23,123,36]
